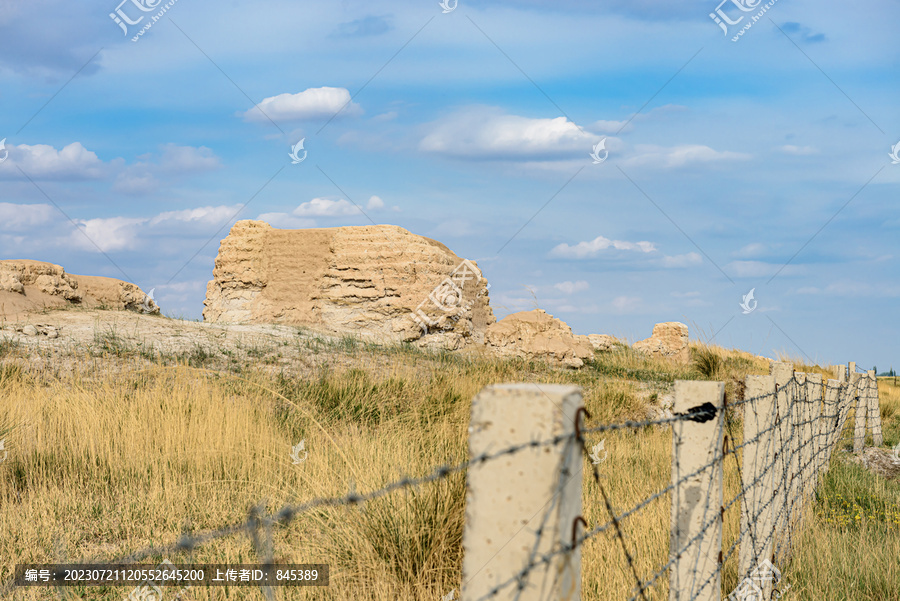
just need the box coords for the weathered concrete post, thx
[770,361,793,561]
[851,372,866,453]
[802,374,822,503]
[739,375,776,599]
[462,383,583,601]
[818,380,841,474]
[670,380,725,601]
[867,370,883,447]
[784,371,805,555]
[834,379,856,456]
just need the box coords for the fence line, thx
[737,374,775,599]
[0,361,886,600]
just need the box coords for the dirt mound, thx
[632,321,690,363]
[203,220,494,349]
[845,446,900,481]
[0,260,158,321]
[587,334,626,352]
[484,309,594,368]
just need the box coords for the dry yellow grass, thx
[0,328,897,600]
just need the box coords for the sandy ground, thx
[2,307,312,352]
[0,307,360,380]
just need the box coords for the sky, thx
[1,0,898,371]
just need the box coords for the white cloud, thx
[67,204,250,252]
[586,105,687,135]
[154,144,221,173]
[661,252,702,267]
[257,196,387,226]
[0,142,106,180]
[150,205,241,226]
[113,144,221,195]
[242,87,362,122]
[622,144,751,169]
[292,197,363,217]
[550,235,656,258]
[779,145,818,155]
[734,242,767,258]
[72,217,145,252]
[0,141,219,189]
[255,212,317,229]
[113,172,159,195]
[0,203,55,229]
[420,107,603,161]
[372,111,398,122]
[553,280,590,294]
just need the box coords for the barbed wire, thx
[0,367,871,601]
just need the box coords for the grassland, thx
[0,317,897,600]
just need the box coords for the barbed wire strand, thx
[0,369,870,601]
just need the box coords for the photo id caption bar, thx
[15,564,329,586]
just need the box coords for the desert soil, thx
[0,307,364,379]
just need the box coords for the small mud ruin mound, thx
[632,321,690,363]
[0,259,158,321]
[484,309,595,368]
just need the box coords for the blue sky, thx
[1,0,898,370]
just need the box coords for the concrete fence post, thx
[801,374,822,504]
[770,361,793,560]
[833,365,845,382]
[738,375,776,598]
[818,380,841,474]
[834,379,855,456]
[462,384,583,601]
[670,380,725,601]
[851,372,866,453]
[784,371,805,556]
[867,370,883,447]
